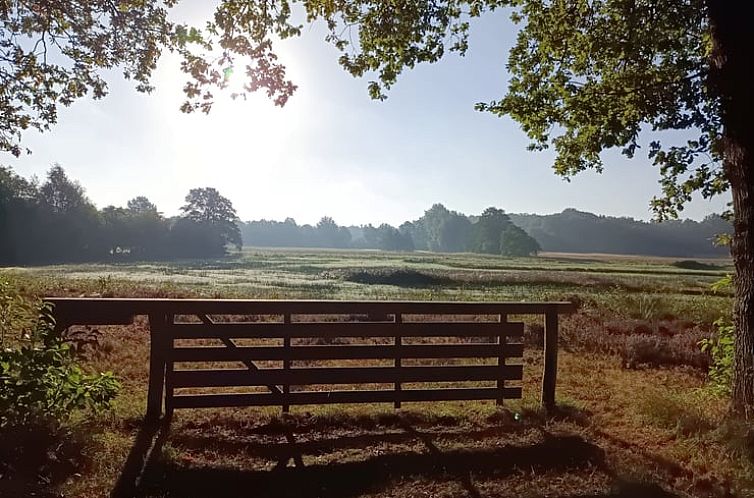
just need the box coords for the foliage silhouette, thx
[0,165,242,264]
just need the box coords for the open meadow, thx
[2,249,752,498]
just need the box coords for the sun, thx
[219,64,249,98]
[151,55,304,188]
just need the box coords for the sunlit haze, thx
[5,7,728,226]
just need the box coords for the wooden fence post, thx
[497,313,508,406]
[283,313,291,413]
[164,314,175,420]
[541,310,558,412]
[394,313,402,409]
[146,313,167,423]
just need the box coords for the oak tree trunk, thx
[707,2,754,418]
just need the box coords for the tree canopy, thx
[0,0,734,201]
[181,187,242,250]
[472,207,540,256]
[489,0,723,219]
[1,1,728,218]
[0,165,241,263]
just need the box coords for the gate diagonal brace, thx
[197,314,284,395]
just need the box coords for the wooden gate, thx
[47,299,577,420]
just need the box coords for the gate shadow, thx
[142,433,603,498]
[112,418,681,498]
[111,418,171,498]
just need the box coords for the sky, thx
[5,7,728,227]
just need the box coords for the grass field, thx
[2,249,752,498]
[9,248,733,319]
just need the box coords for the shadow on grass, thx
[0,423,90,498]
[111,418,171,498]
[166,424,531,462]
[112,408,680,498]
[566,481,679,498]
[135,433,604,498]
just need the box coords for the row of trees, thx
[509,209,731,257]
[398,205,540,256]
[242,204,541,257]
[357,224,415,252]
[3,165,538,262]
[2,165,730,263]
[243,204,730,258]
[241,217,352,249]
[0,165,241,264]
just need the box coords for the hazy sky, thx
[5,7,728,227]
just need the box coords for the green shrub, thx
[700,275,734,395]
[700,317,734,395]
[0,279,120,428]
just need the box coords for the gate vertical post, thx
[146,313,167,423]
[541,310,559,412]
[163,314,175,420]
[496,313,508,406]
[394,313,402,409]
[283,313,291,413]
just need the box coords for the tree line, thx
[1,165,730,264]
[241,204,541,257]
[241,217,353,249]
[509,209,730,257]
[244,205,730,258]
[0,165,241,265]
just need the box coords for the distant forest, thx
[242,205,730,258]
[242,204,540,257]
[0,165,730,265]
[508,210,730,257]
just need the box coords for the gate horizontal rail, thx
[169,343,526,361]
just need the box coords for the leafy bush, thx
[700,318,734,395]
[0,277,119,428]
[699,275,735,395]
